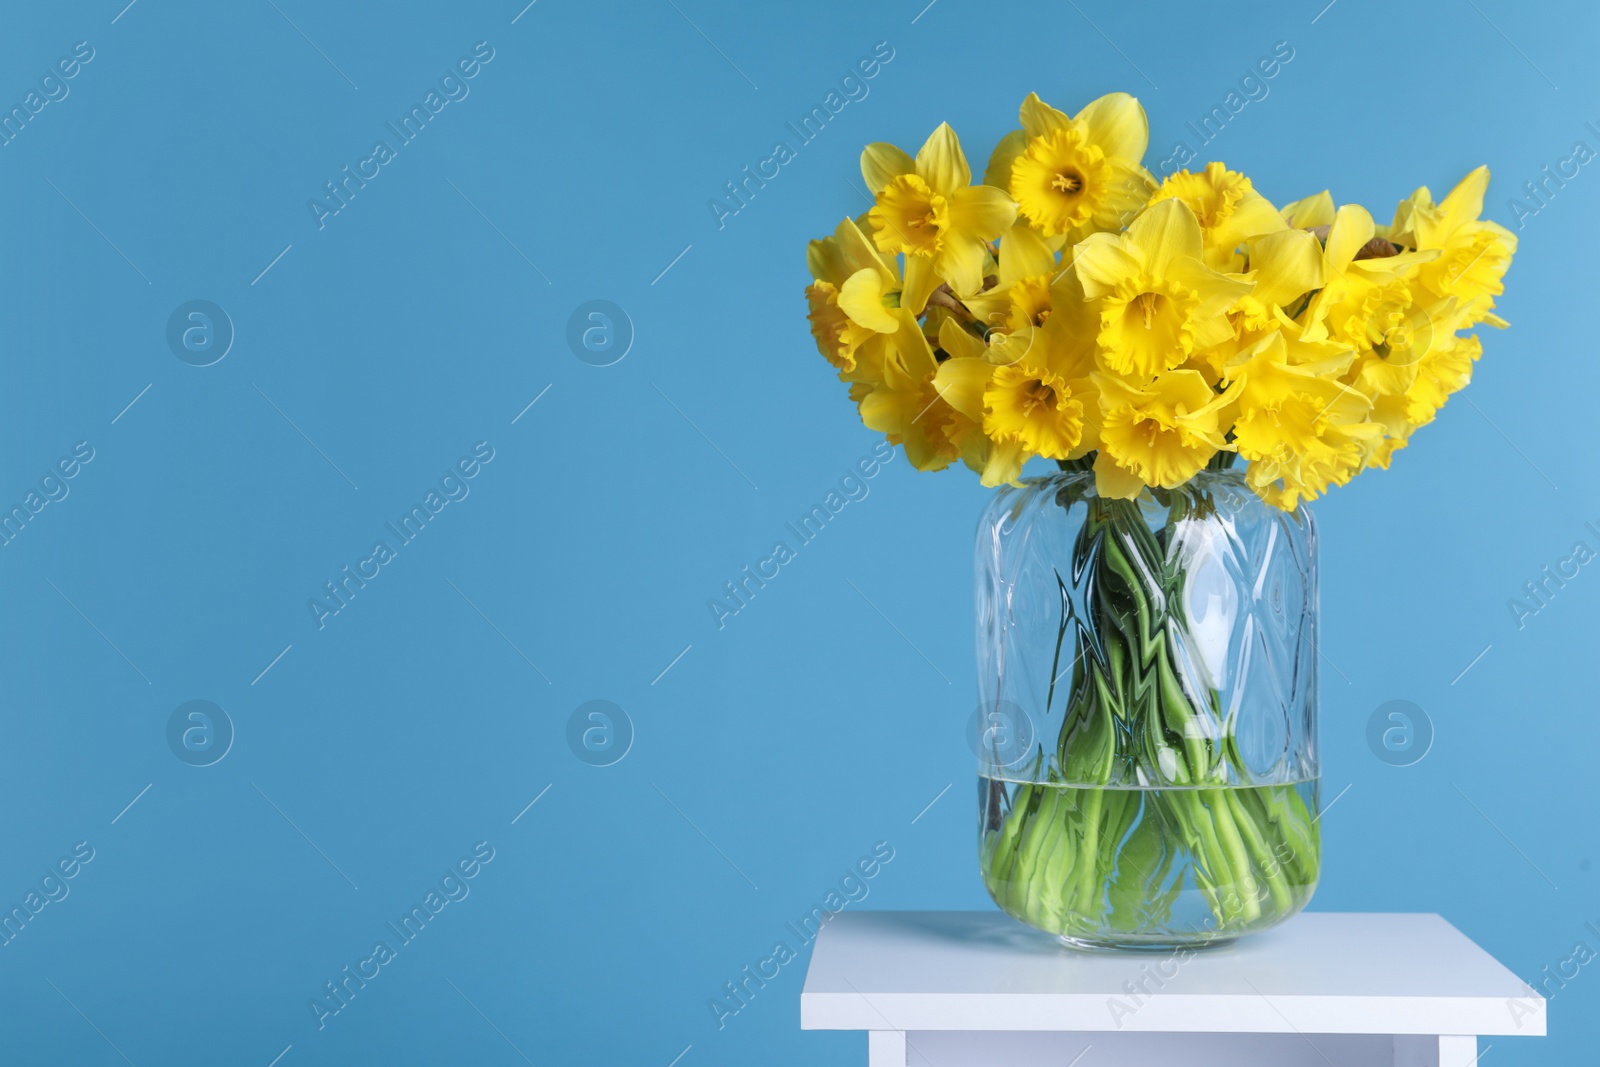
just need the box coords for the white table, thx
[800,911,1545,1067]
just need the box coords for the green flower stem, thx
[1010,787,1067,917]
[1254,781,1320,886]
[1205,789,1265,923]
[1225,788,1295,917]
[1069,784,1108,921]
[1030,792,1078,929]
[1105,798,1172,931]
[991,783,1043,906]
[1168,788,1248,921]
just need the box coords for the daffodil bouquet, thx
[804,91,1515,946]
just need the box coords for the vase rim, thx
[1025,466,1248,486]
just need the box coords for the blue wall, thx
[0,0,1592,1063]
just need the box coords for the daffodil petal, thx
[901,254,939,315]
[957,430,993,476]
[838,269,899,333]
[998,223,1056,284]
[889,307,938,378]
[1092,451,1145,499]
[1018,92,1072,139]
[937,316,989,362]
[857,386,903,434]
[1249,228,1324,308]
[806,234,848,287]
[1099,158,1157,226]
[1324,204,1375,271]
[861,143,915,195]
[1211,190,1288,254]
[809,216,898,286]
[1348,247,1439,280]
[1127,198,1205,274]
[933,351,992,421]
[1069,231,1141,299]
[1073,91,1149,162]
[935,232,990,297]
[949,185,1019,243]
[981,438,1029,487]
[1040,304,1098,382]
[982,129,1028,190]
[1159,368,1224,413]
[987,326,1041,369]
[1439,165,1490,232]
[1063,378,1101,457]
[1165,256,1254,315]
[915,122,971,195]
[1281,190,1334,229]
[1193,313,1238,349]
[836,216,897,281]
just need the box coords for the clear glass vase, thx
[975,466,1319,950]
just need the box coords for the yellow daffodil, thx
[805,92,1515,511]
[1361,395,1414,470]
[934,316,1096,486]
[1280,190,1334,229]
[1184,228,1328,382]
[1345,293,1466,408]
[1300,204,1437,353]
[863,125,1017,303]
[1147,163,1287,271]
[986,92,1155,242]
[1228,333,1382,509]
[1040,267,1104,381]
[805,216,902,375]
[1353,329,1482,475]
[805,283,874,373]
[1298,203,1461,411]
[1390,167,1516,328]
[1093,369,1233,496]
[1402,332,1480,426]
[963,223,1058,335]
[983,360,1085,460]
[854,309,975,471]
[1232,228,1325,332]
[851,308,972,476]
[1072,198,1253,379]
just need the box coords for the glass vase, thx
[974,466,1319,951]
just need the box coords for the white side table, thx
[801,911,1544,1067]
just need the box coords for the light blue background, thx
[0,0,1593,1063]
